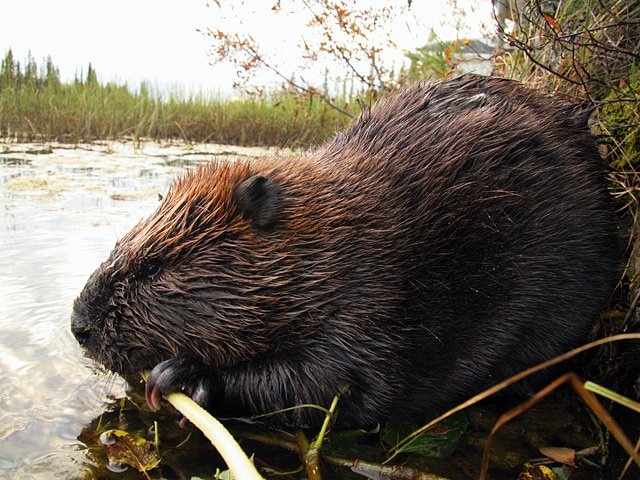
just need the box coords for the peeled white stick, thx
[163,390,264,480]
[141,371,264,480]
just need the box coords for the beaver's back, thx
[318,76,621,406]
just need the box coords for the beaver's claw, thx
[145,357,222,424]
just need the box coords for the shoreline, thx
[1,138,294,159]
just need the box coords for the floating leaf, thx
[382,412,468,458]
[102,429,161,473]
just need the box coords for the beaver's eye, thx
[143,260,162,280]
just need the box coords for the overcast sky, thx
[0,0,494,96]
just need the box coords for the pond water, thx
[0,141,283,479]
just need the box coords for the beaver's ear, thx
[233,175,281,229]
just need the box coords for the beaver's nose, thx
[70,303,92,346]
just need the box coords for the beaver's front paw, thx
[145,357,223,418]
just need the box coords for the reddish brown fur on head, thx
[123,161,250,261]
[72,160,301,373]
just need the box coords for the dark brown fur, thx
[72,75,621,427]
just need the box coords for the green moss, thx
[600,70,640,168]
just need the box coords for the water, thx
[0,141,277,479]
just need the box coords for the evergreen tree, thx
[86,63,98,86]
[45,56,60,89]
[1,49,16,87]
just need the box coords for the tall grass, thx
[0,51,355,147]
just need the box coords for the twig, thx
[297,387,344,480]
[325,456,452,480]
[141,373,264,480]
[163,391,264,480]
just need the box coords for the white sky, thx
[0,0,495,96]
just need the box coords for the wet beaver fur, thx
[72,75,621,427]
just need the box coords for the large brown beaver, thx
[71,75,621,427]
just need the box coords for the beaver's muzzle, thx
[70,302,93,348]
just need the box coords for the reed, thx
[0,51,354,147]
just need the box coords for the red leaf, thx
[543,13,561,31]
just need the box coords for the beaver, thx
[71,75,621,427]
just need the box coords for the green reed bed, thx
[0,52,353,147]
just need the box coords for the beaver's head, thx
[71,161,290,375]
